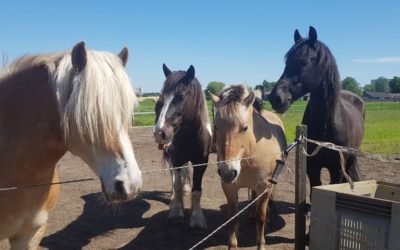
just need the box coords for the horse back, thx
[337,91,365,148]
[340,90,365,118]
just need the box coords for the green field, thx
[134,100,400,155]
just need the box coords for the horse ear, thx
[163,63,171,77]
[308,26,317,46]
[118,47,129,67]
[243,92,256,108]
[209,92,220,106]
[294,29,302,43]
[186,65,195,82]
[71,41,87,72]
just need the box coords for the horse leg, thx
[9,223,47,250]
[247,189,257,222]
[182,166,192,197]
[190,158,208,229]
[247,190,275,225]
[222,182,239,249]
[168,167,185,221]
[255,185,272,250]
[345,155,361,182]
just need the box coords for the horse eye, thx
[302,59,310,66]
[214,125,218,131]
[239,126,248,133]
[174,94,184,102]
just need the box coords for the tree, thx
[373,76,390,93]
[205,81,225,98]
[389,76,400,93]
[341,77,363,96]
[363,84,375,92]
[262,80,276,91]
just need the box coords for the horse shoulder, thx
[254,110,287,151]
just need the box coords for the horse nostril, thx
[160,131,166,140]
[275,95,283,105]
[115,180,127,197]
[217,169,222,176]
[232,170,238,180]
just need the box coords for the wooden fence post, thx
[295,125,307,250]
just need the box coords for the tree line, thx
[205,77,400,97]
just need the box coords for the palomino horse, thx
[269,27,365,191]
[210,85,286,249]
[0,42,142,249]
[153,64,212,228]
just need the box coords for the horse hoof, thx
[168,205,184,220]
[190,210,207,229]
[168,216,184,224]
[257,245,266,250]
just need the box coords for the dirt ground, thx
[1,127,399,250]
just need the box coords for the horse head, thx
[270,26,338,113]
[153,64,197,145]
[57,42,142,203]
[210,85,256,183]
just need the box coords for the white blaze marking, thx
[155,94,173,130]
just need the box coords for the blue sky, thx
[0,1,399,92]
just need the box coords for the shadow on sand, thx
[41,192,294,249]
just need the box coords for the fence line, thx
[2,127,397,249]
[188,186,271,250]
[0,177,98,191]
[304,137,400,164]
[0,152,283,192]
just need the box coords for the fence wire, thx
[304,137,400,164]
[1,130,398,249]
[0,152,283,192]
[188,186,271,250]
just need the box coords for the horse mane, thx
[217,85,263,126]
[285,39,341,108]
[2,50,137,151]
[56,50,137,151]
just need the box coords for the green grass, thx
[134,100,400,155]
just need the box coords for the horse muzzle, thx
[269,92,292,114]
[101,179,140,203]
[217,162,240,184]
[153,126,173,144]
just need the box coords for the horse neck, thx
[0,65,67,182]
[309,68,341,125]
[183,91,209,130]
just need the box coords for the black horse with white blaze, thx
[153,64,212,229]
[269,26,365,192]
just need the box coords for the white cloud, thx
[352,57,400,63]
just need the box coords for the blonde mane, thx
[217,85,250,126]
[1,49,137,151]
[54,50,137,151]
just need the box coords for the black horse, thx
[153,64,212,229]
[269,26,365,191]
